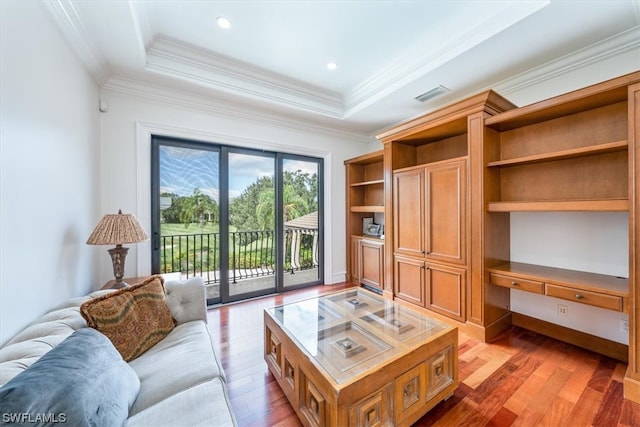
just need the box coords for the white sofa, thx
[0,277,237,426]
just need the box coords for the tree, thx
[179,188,218,232]
[228,170,318,234]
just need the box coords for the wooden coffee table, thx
[264,288,458,427]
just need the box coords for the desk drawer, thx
[545,284,623,312]
[489,273,544,294]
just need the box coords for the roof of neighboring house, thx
[284,211,317,230]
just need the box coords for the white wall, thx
[97,87,370,285]
[0,2,101,345]
[510,212,629,344]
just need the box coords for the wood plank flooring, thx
[207,283,640,426]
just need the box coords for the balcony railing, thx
[159,228,318,284]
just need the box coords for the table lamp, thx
[87,209,149,288]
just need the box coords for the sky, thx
[159,145,318,202]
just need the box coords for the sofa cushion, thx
[126,378,236,427]
[165,277,207,325]
[0,328,140,427]
[128,320,225,415]
[80,275,175,361]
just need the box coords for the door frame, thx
[136,122,334,288]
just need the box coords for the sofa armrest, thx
[164,277,207,325]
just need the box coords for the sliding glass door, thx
[225,149,277,300]
[281,155,322,289]
[151,136,322,304]
[151,139,221,302]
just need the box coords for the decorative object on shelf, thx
[87,209,149,289]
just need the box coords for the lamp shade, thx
[86,210,148,245]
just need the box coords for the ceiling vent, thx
[414,85,450,103]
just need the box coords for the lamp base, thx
[110,281,130,289]
[108,244,130,289]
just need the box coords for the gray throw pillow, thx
[0,328,140,426]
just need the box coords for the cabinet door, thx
[426,263,466,322]
[394,255,425,307]
[394,169,425,257]
[425,159,466,265]
[350,236,360,284]
[360,239,384,290]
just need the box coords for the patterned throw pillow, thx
[80,275,175,361]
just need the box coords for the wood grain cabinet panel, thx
[394,255,426,307]
[425,160,466,265]
[545,284,623,312]
[393,159,466,265]
[426,264,466,322]
[393,169,424,257]
[359,238,384,291]
[489,272,544,294]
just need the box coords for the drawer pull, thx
[575,294,584,300]
[511,281,518,286]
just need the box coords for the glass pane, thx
[266,289,452,383]
[228,152,276,297]
[282,159,320,287]
[157,146,220,301]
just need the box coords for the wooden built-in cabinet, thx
[481,71,639,402]
[376,90,516,332]
[392,158,467,321]
[348,71,640,404]
[345,151,387,295]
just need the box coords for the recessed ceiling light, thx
[216,17,232,29]
[326,62,337,71]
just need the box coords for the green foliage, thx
[229,170,318,234]
[161,188,218,233]
[159,170,319,277]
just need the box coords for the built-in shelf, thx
[487,199,628,212]
[484,75,634,132]
[486,140,628,168]
[351,205,385,213]
[350,179,384,187]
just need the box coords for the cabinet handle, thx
[511,281,518,286]
[575,294,584,300]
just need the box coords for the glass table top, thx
[266,288,454,384]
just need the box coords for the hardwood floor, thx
[207,284,640,426]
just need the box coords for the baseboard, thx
[465,312,512,342]
[624,368,640,403]
[512,312,628,362]
[329,272,347,284]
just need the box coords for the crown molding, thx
[102,76,373,144]
[343,0,550,117]
[128,0,152,59]
[42,0,111,85]
[368,26,639,138]
[493,25,640,96]
[145,36,344,118]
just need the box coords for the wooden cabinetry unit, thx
[481,71,639,402]
[377,91,515,332]
[353,71,639,403]
[392,158,467,321]
[345,152,387,294]
[393,158,466,265]
[350,235,384,291]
